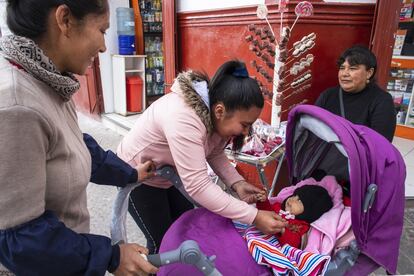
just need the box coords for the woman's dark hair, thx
[209,60,264,112]
[6,0,108,39]
[209,60,264,151]
[337,45,377,80]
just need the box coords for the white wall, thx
[324,0,375,3]
[177,0,375,13]
[0,0,11,37]
[0,0,124,113]
[177,0,264,13]
[99,0,129,113]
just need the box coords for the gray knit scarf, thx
[0,35,80,102]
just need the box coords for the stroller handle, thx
[147,240,222,276]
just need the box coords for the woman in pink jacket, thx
[117,60,287,253]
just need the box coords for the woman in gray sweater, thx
[0,0,157,275]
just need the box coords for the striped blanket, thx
[234,222,330,276]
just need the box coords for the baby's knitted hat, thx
[286,185,333,223]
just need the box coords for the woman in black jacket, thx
[315,46,396,142]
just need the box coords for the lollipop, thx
[278,0,289,13]
[256,4,268,19]
[295,1,314,17]
[256,4,276,38]
[291,1,314,31]
[278,0,289,37]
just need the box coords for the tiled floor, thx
[393,137,414,198]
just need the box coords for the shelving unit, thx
[139,0,165,107]
[388,61,414,127]
[388,1,414,138]
[112,55,146,116]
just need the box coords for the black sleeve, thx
[83,133,138,187]
[369,92,397,142]
[315,89,328,107]
[0,211,120,275]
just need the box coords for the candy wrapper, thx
[241,134,266,157]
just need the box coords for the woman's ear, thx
[367,67,374,80]
[213,102,226,120]
[55,5,73,37]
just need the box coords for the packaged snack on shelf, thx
[393,29,407,56]
[400,3,413,20]
[390,91,404,105]
[403,92,412,106]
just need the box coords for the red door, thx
[73,59,104,118]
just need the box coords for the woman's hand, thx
[231,180,267,204]
[135,161,156,182]
[253,210,288,234]
[114,243,158,276]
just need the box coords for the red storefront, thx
[75,0,407,132]
[71,0,410,190]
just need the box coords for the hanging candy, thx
[291,1,314,32]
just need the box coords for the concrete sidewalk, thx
[78,113,146,248]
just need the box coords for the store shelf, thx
[388,67,414,133]
[125,69,144,73]
[144,32,162,36]
[388,76,414,81]
[113,54,146,58]
[400,18,414,23]
[392,56,414,69]
[395,124,414,139]
[392,1,414,138]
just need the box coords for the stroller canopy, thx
[285,105,405,274]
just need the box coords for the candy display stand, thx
[231,1,316,191]
[245,0,316,126]
[225,141,285,198]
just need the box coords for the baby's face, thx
[285,195,304,215]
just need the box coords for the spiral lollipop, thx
[291,1,314,32]
[256,4,276,38]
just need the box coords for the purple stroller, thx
[112,105,405,275]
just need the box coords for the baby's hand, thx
[232,181,267,204]
[255,191,267,202]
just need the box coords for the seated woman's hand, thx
[231,180,267,204]
[253,210,288,234]
[136,160,156,182]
